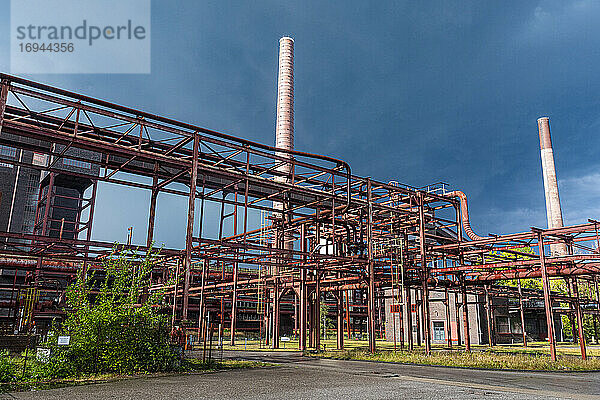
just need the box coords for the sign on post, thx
[57,335,71,346]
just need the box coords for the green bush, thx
[43,248,178,376]
[0,350,18,383]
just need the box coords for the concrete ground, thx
[5,351,599,400]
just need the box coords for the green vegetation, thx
[223,337,600,356]
[313,348,600,371]
[0,357,269,393]
[0,351,18,383]
[494,246,599,344]
[320,301,335,339]
[43,248,178,377]
[0,248,271,393]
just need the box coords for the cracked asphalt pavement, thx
[4,350,599,399]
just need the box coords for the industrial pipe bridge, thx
[0,74,599,360]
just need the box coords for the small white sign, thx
[57,335,70,345]
[36,348,50,363]
[280,337,291,342]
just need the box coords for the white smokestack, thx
[273,37,294,252]
[275,37,294,179]
[537,117,567,256]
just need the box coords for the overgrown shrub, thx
[0,351,18,383]
[44,248,178,376]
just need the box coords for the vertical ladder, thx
[257,210,268,315]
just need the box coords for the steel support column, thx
[230,190,240,346]
[337,291,344,349]
[566,278,577,344]
[171,258,181,329]
[406,285,413,350]
[0,79,8,134]
[415,289,421,347]
[345,290,351,340]
[40,173,55,237]
[444,288,452,348]
[183,133,199,321]
[231,153,250,346]
[229,262,239,346]
[147,162,159,247]
[461,275,471,352]
[272,286,280,349]
[308,294,314,348]
[198,258,207,341]
[517,279,527,347]
[366,178,376,353]
[315,272,321,350]
[398,295,404,350]
[595,276,600,344]
[454,290,462,346]
[537,231,557,361]
[418,193,431,354]
[455,204,467,350]
[571,278,587,360]
[299,224,307,351]
[83,180,97,278]
[485,285,494,347]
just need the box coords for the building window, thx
[32,153,48,167]
[510,317,522,334]
[21,172,40,233]
[526,319,538,334]
[0,145,16,158]
[496,316,510,333]
[63,158,91,169]
[433,321,445,342]
[390,304,401,313]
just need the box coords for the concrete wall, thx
[384,288,484,346]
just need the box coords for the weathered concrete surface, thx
[6,351,599,399]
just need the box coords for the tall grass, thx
[316,349,600,371]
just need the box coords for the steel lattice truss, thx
[0,74,599,358]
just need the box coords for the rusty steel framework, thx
[1,74,600,360]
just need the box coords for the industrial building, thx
[0,132,99,333]
[0,37,598,361]
[384,286,565,347]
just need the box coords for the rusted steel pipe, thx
[0,79,8,134]
[571,279,587,360]
[0,73,353,214]
[538,232,557,361]
[418,193,431,354]
[445,190,486,241]
[183,133,199,320]
[517,280,527,347]
[461,276,471,352]
[367,178,377,353]
[470,264,600,281]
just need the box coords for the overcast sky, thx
[1,1,599,248]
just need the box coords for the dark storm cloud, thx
[1,0,598,245]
